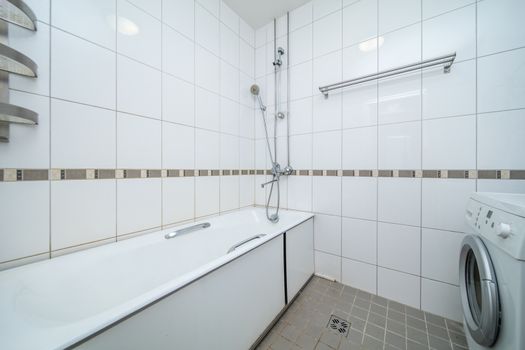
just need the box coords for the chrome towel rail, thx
[165,222,211,239]
[319,52,456,96]
[227,234,266,253]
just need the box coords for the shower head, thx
[250,84,260,96]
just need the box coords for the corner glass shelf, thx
[0,0,37,31]
[0,101,38,125]
[0,42,37,76]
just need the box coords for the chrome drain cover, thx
[327,315,350,337]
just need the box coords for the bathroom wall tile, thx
[288,176,313,212]
[163,177,195,225]
[313,176,342,216]
[240,175,255,207]
[289,24,313,66]
[342,0,377,47]
[289,134,312,169]
[378,267,420,309]
[195,129,220,169]
[478,109,525,170]
[51,99,116,169]
[313,130,342,169]
[197,0,220,17]
[0,91,49,169]
[313,94,342,133]
[313,0,341,20]
[378,121,421,170]
[290,61,313,100]
[8,22,50,96]
[254,174,267,206]
[422,5,475,62]
[239,138,254,168]
[23,0,50,24]
[478,0,525,56]
[478,48,525,113]
[220,176,240,212]
[220,1,239,34]
[162,74,195,126]
[221,62,240,102]
[221,24,240,67]
[239,41,254,77]
[51,28,116,109]
[342,43,377,80]
[421,278,462,322]
[379,0,421,35]
[128,0,161,19]
[221,98,240,136]
[290,2,313,32]
[195,176,220,217]
[313,50,342,96]
[195,88,220,131]
[289,98,313,135]
[163,0,194,39]
[477,180,525,194]
[342,126,378,169]
[314,214,342,256]
[117,178,162,235]
[379,23,421,71]
[422,228,464,285]
[220,134,240,169]
[313,11,342,58]
[378,178,421,226]
[195,46,220,93]
[117,113,161,169]
[422,115,476,169]
[239,73,255,107]
[0,182,49,263]
[163,25,195,83]
[195,3,220,55]
[117,55,162,119]
[378,73,421,125]
[239,106,255,139]
[342,258,376,294]
[51,0,116,50]
[255,26,267,48]
[255,46,266,78]
[51,180,116,250]
[342,217,377,265]
[342,177,378,221]
[342,82,378,129]
[117,0,161,69]
[315,251,341,281]
[162,122,195,169]
[422,60,476,119]
[255,139,268,168]
[422,0,474,19]
[378,222,420,275]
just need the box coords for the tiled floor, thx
[256,277,468,350]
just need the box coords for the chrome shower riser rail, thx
[319,52,456,96]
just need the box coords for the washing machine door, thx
[459,235,500,347]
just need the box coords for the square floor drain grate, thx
[327,315,350,337]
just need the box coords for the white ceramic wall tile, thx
[342,217,376,265]
[478,109,525,169]
[379,23,421,71]
[314,214,342,255]
[289,24,313,66]
[162,74,195,126]
[195,88,220,131]
[51,180,116,250]
[117,113,161,169]
[378,121,421,169]
[0,91,49,168]
[220,134,240,169]
[162,177,195,225]
[255,26,267,48]
[378,222,420,275]
[313,94,342,133]
[313,131,342,169]
[221,98,240,135]
[342,43,377,80]
[422,228,464,285]
[239,105,255,139]
[51,0,116,49]
[287,176,313,212]
[195,176,220,217]
[51,28,116,109]
[342,127,377,169]
[289,134,313,169]
[422,115,476,169]
[477,180,525,194]
[221,24,240,67]
[195,129,220,169]
[254,174,267,206]
[51,99,116,169]
[289,61,313,100]
[313,0,341,20]
[221,62,240,102]
[342,257,376,294]
[0,182,49,263]
[163,0,195,39]
[239,137,254,168]
[378,178,421,226]
[312,176,342,216]
[313,11,342,58]
[422,0,474,19]
[421,278,462,322]
[163,25,195,83]
[478,0,525,57]
[117,0,161,69]
[422,5,475,62]
[342,177,377,220]
[313,50,342,95]
[195,3,220,55]
[117,178,162,235]
[342,0,377,48]
[220,1,239,33]
[195,46,220,93]
[422,60,476,119]
[239,18,255,47]
[23,0,50,24]
[378,0,421,35]
[128,0,161,19]
[240,176,255,207]
[478,48,525,113]
[239,40,254,77]
[378,267,420,309]
[162,123,195,169]
[315,250,342,281]
[117,55,162,119]
[197,0,220,17]
[289,2,313,32]
[378,72,421,125]
[342,82,378,129]
[220,176,240,212]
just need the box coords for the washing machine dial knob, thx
[497,223,512,238]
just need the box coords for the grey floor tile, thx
[446,320,464,335]
[407,306,425,320]
[282,324,302,343]
[388,301,406,314]
[426,313,447,328]
[319,330,342,349]
[347,315,366,332]
[364,322,385,341]
[386,319,406,337]
[448,331,467,347]
[370,303,387,317]
[349,306,368,320]
[387,309,406,323]
[385,330,406,349]
[407,315,427,331]
[356,290,372,301]
[295,333,318,350]
[407,339,430,350]
[270,335,295,350]
[407,326,429,346]
[368,312,386,328]
[371,295,388,307]
[353,297,371,310]
[315,342,334,350]
[429,335,452,350]
[427,323,449,340]
[362,335,384,350]
[346,329,364,345]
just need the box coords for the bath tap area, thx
[1,0,525,349]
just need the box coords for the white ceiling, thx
[223,0,310,29]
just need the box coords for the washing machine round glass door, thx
[459,235,500,347]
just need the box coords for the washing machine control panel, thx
[466,198,525,260]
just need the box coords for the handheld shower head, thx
[250,84,266,111]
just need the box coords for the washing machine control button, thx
[497,223,512,238]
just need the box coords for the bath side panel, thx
[286,218,315,300]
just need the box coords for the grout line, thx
[48,0,53,259]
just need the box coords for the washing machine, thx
[461,192,525,349]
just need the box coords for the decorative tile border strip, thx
[1,168,525,182]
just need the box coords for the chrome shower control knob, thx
[497,222,512,238]
[276,112,285,119]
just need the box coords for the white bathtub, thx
[0,208,314,350]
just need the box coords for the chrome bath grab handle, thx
[227,234,267,253]
[165,222,211,239]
